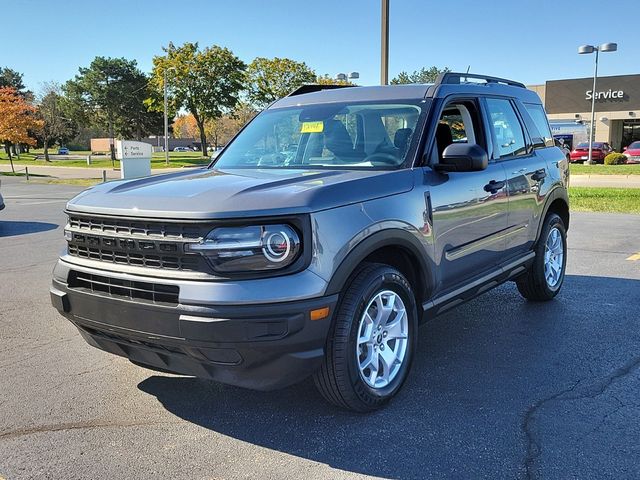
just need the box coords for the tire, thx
[516,213,567,301]
[313,263,418,412]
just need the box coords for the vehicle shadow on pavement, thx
[0,220,58,237]
[137,275,640,479]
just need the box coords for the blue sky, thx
[3,0,638,93]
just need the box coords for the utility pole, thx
[381,0,389,85]
[163,69,169,165]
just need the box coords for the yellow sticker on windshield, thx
[301,121,324,133]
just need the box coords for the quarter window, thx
[486,98,527,158]
[525,103,554,147]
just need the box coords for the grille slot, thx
[68,271,179,305]
[68,215,203,240]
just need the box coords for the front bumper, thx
[50,262,338,391]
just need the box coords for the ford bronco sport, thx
[51,73,570,411]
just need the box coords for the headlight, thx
[186,224,301,273]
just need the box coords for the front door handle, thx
[531,169,547,181]
[484,180,505,193]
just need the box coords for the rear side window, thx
[525,103,554,147]
[486,98,527,158]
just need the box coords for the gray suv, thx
[51,73,570,411]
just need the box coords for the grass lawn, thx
[569,163,640,175]
[569,187,640,214]
[0,150,210,169]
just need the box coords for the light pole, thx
[578,42,617,164]
[381,0,389,85]
[163,68,169,165]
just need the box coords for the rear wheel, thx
[516,213,567,301]
[314,263,418,411]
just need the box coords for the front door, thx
[424,98,509,295]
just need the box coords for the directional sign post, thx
[115,140,153,179]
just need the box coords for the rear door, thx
[423,97,508,294]
[483,98,548,257]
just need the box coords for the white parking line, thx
[13,200,68,206]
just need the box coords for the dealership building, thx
[528,73,640,151]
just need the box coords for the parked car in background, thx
[0,178,4,211]
[57,147,69,155]
[554,138,571,160]
[569,142,612,163]
[173,147,192,152]
[623,141,640,164]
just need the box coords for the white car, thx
[173,147,193,152]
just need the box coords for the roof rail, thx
[287,84,355,97]
[435,72,525,89]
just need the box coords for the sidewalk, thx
[570,174,640,189]
[0,164,188,179]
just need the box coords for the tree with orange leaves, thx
[0,87,42,172]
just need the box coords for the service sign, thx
[116,140,152,160]
[545,74,640,114]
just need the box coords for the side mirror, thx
[623,146,628,151]
[435,143,488,172]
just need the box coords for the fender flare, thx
[536,186,570,242]
[325,228,432,299]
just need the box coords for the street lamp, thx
[335,72,360,83]
[578,42,617,164]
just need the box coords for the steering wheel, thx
[363,152,399,166]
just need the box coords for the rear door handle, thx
[531,169,547,181]
[484,180,505,193]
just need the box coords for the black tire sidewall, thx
[343,267,418,404]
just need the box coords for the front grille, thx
[68,270,179,306]
[66,214,212,273]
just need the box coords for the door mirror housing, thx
[435,143,488,172]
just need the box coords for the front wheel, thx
[516,213,567,301]
[314,263,418,411]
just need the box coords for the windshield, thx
[630,141,640,149]
[212,102,423,169]
[576,142,603,148]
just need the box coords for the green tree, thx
[315,74,356,86]
[0,67,32,99]
[65,57,160,160]
[246,57,316,108]
[149,42,246,157]
[35,83,76,161]
[391,66,450,85]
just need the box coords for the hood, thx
[66,167,415,219]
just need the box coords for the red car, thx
[623,141,640,164]
[569,141,612,163]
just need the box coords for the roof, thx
[271,84,431,108]
[270,83,542,110]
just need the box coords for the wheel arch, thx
[325,229,433,309]
[537,187,570,242]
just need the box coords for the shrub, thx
[604,153,628,165]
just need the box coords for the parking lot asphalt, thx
[0,176,639,480]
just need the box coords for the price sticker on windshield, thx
[301,121,324,133]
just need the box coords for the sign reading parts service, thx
[116,140,153,160]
